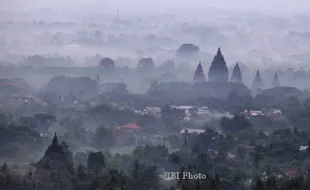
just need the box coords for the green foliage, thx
[130,160,160,190]
[0,126,44,158]
[137,57,155,73]
[133,145,169,167]
[60,117,86,141]
[169,153,181,165]
[220,115,252,133]
[87,152,106,171]
[98,57,115,74]
[93,126,115,149]
[5,90,310,190]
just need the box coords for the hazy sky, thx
[1,0,310,15]
[1,0,310,69]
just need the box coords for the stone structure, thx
[230,62,243,83]
[208,48,229,82]
[193,62,206,83]
[272,72,280,87]
[34,133,74,190]
[252,69,264,95]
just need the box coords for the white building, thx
[144,107,162,117]
[180,128,206,135]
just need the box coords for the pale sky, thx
[1,0,310,14]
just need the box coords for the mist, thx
[3,1,310,189]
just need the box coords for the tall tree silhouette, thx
[99,57,115,74]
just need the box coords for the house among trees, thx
[208,47,229,82]
[122,123,142,130]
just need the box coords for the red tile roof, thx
[2,82,25,89]
[285,170,297,177]
[109,102,118,107]
[122,123,141,129]
[244,145,255,153]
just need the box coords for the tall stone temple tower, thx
[208,47,229,82]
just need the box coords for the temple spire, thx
[216,47,222,56]
[272,72,280,87]
[252,69,264,95]
[208,47,228,82]
[193,62,206,83]
[52,132,58,145]
[230,62,243,83]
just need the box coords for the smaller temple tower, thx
[272,72,280,87]
[230,62,243,83]
[193,62,206,83]
[252,69,264,95]
[34,133,74,190]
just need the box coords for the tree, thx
[236,146,246,159]
[266,175,277,190]
[161,105,186,120]
[160,60,175,71]
[130,160,159,190]
[103,169,129,190]
[99,57,115,74]
[141,166,160,189]
[220,115,252,133]
[26,55,47,66]
[62,118,86,141]
[87,152,106,171]
[89,177,100,190]
[253,178,265,190]
[177,44,199,55]
[251,147,263,169]
[137,57,155,72]
[131,160,141,189]
[94,31,101,39]
[93,126,115,149]
[133,145,169,167]
[77,164,87,181]
[169,153,181,165]
[1,163,8,173]
[196,153,209,173]
[282,96,302,125]
[150,80,159,90]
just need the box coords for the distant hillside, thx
[0,78,33,94]
[41,75,98,97]
[145,81,251,100]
